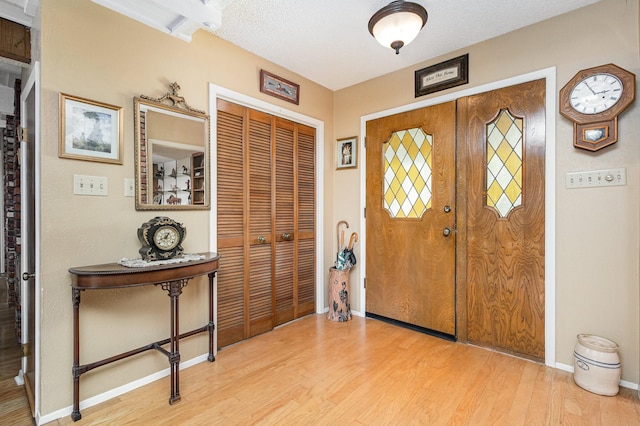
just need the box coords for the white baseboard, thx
[38,353,210,425]
[555,362,638,390]
[14,369,24,386]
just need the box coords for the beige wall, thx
[334,0,640,383]
[39,0,334,416]
[38,0,640,419]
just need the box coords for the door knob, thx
[22,272,35,281]
[443,227,452,237]
[443,205,452,213]
[281,232,292,241]
[257,235,266,243]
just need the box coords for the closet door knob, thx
[257,235,266,243]
[281,233,292,241]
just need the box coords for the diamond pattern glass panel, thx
[486,109,523,218]
[383,128,432,219]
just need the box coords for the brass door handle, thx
[281,233,292,241]
[257,235,266,243]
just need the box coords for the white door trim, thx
[359,67,556,366]
[208,84,326,350]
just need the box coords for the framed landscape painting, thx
[59,93,123,164]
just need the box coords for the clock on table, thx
[559,63,635,152]
[138,216,186,261]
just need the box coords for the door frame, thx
[208,83,325,351]
[19,60,41,419]
[359,67,557,366]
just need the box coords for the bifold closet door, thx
[217,99,316,348]
[216,100,245,348]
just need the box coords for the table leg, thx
[161,279,188,405]
[208,271,216,362]
[71,288,82,421]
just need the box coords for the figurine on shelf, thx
[170,168,177,178]
[167,195,181,205]
[185,179,190,190]
[182,165,189,175]
[155,166,164,178]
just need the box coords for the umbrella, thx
[334,221,350,270]
[344,232,358,267]
[335,229,358,271]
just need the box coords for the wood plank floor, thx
[0,278,34,426]
[50,314,640,425]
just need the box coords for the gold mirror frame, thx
[134,82,210,210]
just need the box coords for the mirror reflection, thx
[134,85,210,210]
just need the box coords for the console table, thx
[68,252,220,422]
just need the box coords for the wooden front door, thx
[365,101,457,336]
[461,79,546,360]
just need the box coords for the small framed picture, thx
[59,93,123,164]
[260,69,300,105]
[336,136,357,170]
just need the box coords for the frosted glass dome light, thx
[368,1,428,54]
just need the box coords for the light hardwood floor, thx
[48,314,640,425]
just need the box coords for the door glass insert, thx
[486,109,523,218]
[383,127,432,219]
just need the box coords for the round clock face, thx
[570,73,623,115]
[153,225,180,250]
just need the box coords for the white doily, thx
[118,253,205,268]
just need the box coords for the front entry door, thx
[461,79,546,360]
[366,101,457,336]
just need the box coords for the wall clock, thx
[138,216,186,261]
[559,63,636,152]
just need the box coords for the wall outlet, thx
[73,175,108,196]
[124,178,135,197]
[566,168,626,189]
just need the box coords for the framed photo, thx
[415,54,469,97]
[260,69,300,105]
[59,93,123,164]
[336,136,357,170]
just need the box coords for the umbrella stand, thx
[327,267,352,322]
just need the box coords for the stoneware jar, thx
[573,334,621,396]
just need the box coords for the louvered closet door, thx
[216,100,246,348]
[273,119,317,325]
[296,124,316,317]
[248,109,274,337]
[217,99,316,348]
[274,118,295,325]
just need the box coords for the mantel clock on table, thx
[68,217,219,421]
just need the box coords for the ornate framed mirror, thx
[134,83,210,210]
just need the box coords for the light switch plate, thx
[73,175,108,196]
[566,168,626,189]
[124,178,135,197]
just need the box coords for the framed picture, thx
[415,54,469,97]
[59,93,123,164]
[336,136,357,170]
[260,69,300,105]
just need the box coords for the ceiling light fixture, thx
[368,1,428,55]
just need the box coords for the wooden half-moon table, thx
[68,252,220,422]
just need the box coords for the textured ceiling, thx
[213,0,601,90]
[0,0,603,91]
